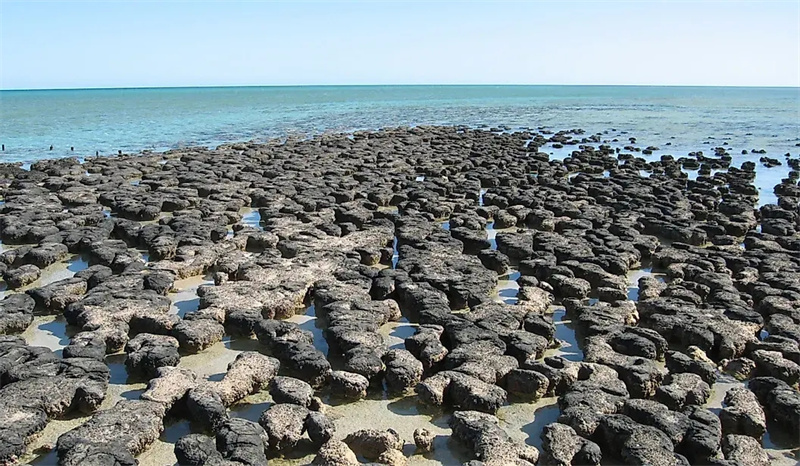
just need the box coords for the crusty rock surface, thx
[1,125,798,464]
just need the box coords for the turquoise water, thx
[1,85,798,163]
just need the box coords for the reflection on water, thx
[240,207,265,231]
[169,274,213,317]
[20,315,71,354]
[287,305,329,357]
[547,308,583,362]
[626,266,666,302]
[500,397,561,451]
[381,317,417,350]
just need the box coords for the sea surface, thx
[1,85,797,160]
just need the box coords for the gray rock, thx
[124,333,181,378]
[174,433,223,465]
[450,410,539,465]
[313,440,358,466]
[56,400,166,465]
[4,264,41,289]
[259,403,309,451]
[329,370,369,400]
[0,293,35,335]
[539,422,601,466]
[344,428,403,461]
[655,372,711,410]
[269,376,314,407]
[722,434,769,466]
[216,418,269,466]
[720,387,766,438]
[384,349,424,393]
[141,366,198,410]
[413,427,435,452]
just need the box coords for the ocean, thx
[1,85,799,203]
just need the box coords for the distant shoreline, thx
[3,83,800,92]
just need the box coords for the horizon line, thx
[2,83,800,92]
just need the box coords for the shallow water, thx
[626,267,666,302]
[547,308,583,362]
[19,315,71,355]
[287,305,329,357]
[2,86,797,169]
[169,274,214,317]
[240,207,264,231]
[0,253,88,300]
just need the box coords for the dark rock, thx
[56,400,166,465]
[539,422,601,466]
[720,387,766,438]
[216,418,269,466]
[0,293,35,335]
[450,410,539,465]
[343,428,404,461]
[329,370,369,400]
[174,433,222,466]
[413,427,435,452]
[124,333,181,378]
[270,376,314,407]
[4,264,41,289]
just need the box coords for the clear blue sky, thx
[1,1,798,89]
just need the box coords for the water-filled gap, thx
[169,274,214,317]
[240,207,264,231]
[286,304,329,357]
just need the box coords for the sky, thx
[1,1,798,89]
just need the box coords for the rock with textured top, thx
[413,427,435,452]
[27,277,87,313]
[404,325,448,369]
[722,434,769,466]
[172,317,225,353]
[258,403,309,451]
[4,264,41,289]
[174,433,223,465]
[506,369,549,399]
[0,293,35,334]
[305,410,335,446]
[377,448,408,466]
[344,428,404,461]
[384,349,424,393]
[450,410,539,465]
[417,370,507,414]
[56,400,166,466]
[270,376,314,407]
[720,387,766,438]
[593,414,685,465]
[141,366,198,410]
[665,350,717,384]
[722,358,756,380]
[748,377,800,433]
[751,349,800,385]
[124,333,180,378]
[215,418,269,466]
[329,370,369,400]
[654,372,710,410]
[186,385,229,432]
[215,352,280,406]
[313,440,358,466]
[63,331,107,360]
[539,422,601,466]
